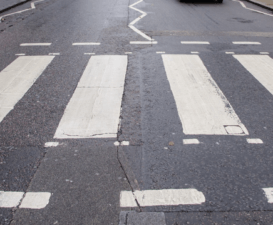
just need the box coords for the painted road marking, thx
[181,41,209,45]
[120,189,205,207]
[72,43,100,46]
[20,192,51,209]
[0,191,51,209]
[191,52,199,54]
[0,191,24,208]
[15,53,26,56]
[233,55,273,95]
[233,0,273,17]
[130,41,158,45]
[84,53,95,55]
[128,0,154,41]
[156,52,166,54]
[54,55,127,139]
[263,188,273,203]
[44,142,59,147]
[226,52,235,54]
[49,53,60,56]
[125,52,132,54]
[247,138,263,144]
[183,139,200,144]
[162,54,248,135]
[232,42,261,45]
[0,56,54,123]
[20,43,52,46]
[260,52,269,54]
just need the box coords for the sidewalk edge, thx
[245,0,273,11]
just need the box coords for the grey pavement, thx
[0,0,273,224]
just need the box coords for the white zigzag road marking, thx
[0,0,45,22]
[233,0,273,17]
[129,0,155,42]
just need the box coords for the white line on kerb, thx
[0,0,45,22]
[233,0,273,17]
[120,189,205,207]
[232,42,261,45]
[181,41,210,45]
[72,43,100,46]
[0,191,51,209]
[20,43,52,46]
[246,138,263,144]
[183,139,200,144]
[129,0,155,42]
[130,41,158,45]
[263,188,273,203]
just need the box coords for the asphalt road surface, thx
[0,0,273,224]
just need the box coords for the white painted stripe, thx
[162,55,248,135]
[0,191,24,208]
[84,53,95,55]
[232,42,261,45]
[181,41,209,45]
[263,188,273,203]
[226,52,235,54]
[125,52,132,54]
[183,139,200,144]
[20,192,51,209]
[72,43,100,46]
[130,41,158,45]
[260,52,269,55]
[246,138,263,144]
[233,55,273,96]
[15,53,26,56]
[54,55,127,139]
[20,43,51,46]
[156,52,166,54]
[114,141,120,146]
[120,189,205,207]
[233,0,273,17]
[49,53,60,56]
[191,52,199,54]
[44,142,59,147]
[0,56,54,123]
[121,141,129,146]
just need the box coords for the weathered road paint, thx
[162,54,248,135]
[54,55,127,139]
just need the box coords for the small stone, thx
[169,141,174,146]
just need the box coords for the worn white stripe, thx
[130,41,158,45]
[233,0,273,17]
[156,52,166,54]
[20,192,51,209]
[54,55,127,139]
[162,55,248,135]
[191,52,199,54]
[125,52,132,54]
[72,43,100,46]
[246,138,263,144]
[15,53,26,56]
[234,55,273,95]
[49,53,60,56]
[181,41,209,45]
[120,189,205,207]
[44,142,59,147]
[263,188,273,203]
[232,42,261,45]
[226,52,235,54]
[260,52,269,55]
[20,43,51,46]
[0,56,54,123]
[0,191,24,208]
[84,53,95,55]
[183,139,200,144]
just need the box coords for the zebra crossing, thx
[0,53,272,141]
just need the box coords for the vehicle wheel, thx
[217,0,223,3]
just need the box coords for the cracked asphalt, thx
[0,0,273,224]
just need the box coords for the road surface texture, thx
[0,0,273,224]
